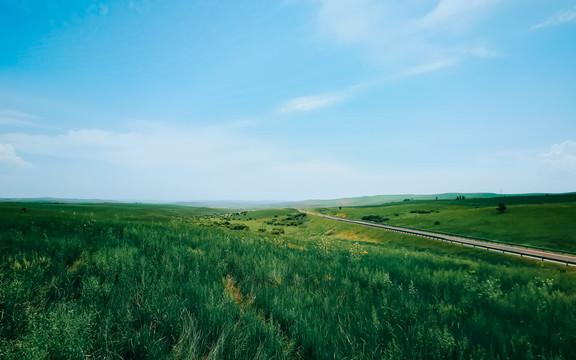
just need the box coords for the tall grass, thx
[1,204,575,359]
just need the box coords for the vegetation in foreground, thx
[1,201,576,359]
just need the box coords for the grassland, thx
[313,193,576,252]
[269,192,529,209]
[1,199,576,359]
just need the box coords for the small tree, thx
[497,203,507,213]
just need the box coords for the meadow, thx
[314,193,576,252]
[1,200,576,359]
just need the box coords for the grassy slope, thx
[0,202,224,223]
[313,194,576,252]
[1,202,576,359]
[270,192,570,209]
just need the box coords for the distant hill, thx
[0,197,121,204]
[0,197,281,209]
[3,192,573,209]
[173,193,575,209]
[171,200,279,209]
[268,193,510,209]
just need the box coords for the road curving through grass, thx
[301,210,576,267]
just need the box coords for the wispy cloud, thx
[0,143,32,168]
[415,0,499,31]
[278,77,383,113]
[279,0,504,113]
[538,140,576,174]
[532,6,576,30]
[398,58,459,78]
[0,110,37,126]
[0,123,360,199]
[315,0,502,66]
[279,92,347,113]
[278,57,461,113]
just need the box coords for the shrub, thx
[270,228,285,235]
[230,224,249,231]
[361,215,387,223]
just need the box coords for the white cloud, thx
[3,126,575,199]
[0,124,361,200]
[315,0,501,66]
[416,0,499,31]
[278,0,503,113]
[532,6,576,30]
[0,110,37,126]
[538,140,576,174]
[458,45,499,58]
[278,58,458,113]
[398,58,459,78]
[279,92,346,113]
[0,143,32,167]
[1,127,250,169]
[278,77,383,113]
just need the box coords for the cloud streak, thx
[315,0,501,66]
[0,110,37,126]
[398,58,459,78]
[279,93,346,113]
[532,6,576,30]
[279,0,504,114]
[278,77,383,113]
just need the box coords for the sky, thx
[1,0,576,201]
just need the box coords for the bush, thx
[361,215,387,223]
[230,224,249,231]
[270,228,285,235]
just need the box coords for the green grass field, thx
[1,199,576,359]
[313,193,576,252]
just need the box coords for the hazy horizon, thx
[2,1,575,201]
[2,191,571,206]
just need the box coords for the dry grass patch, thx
[336,230,379,244]
[287,243,306,251]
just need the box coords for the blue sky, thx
[1,0,576,201]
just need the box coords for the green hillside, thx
[270,192,564,209]
[313,193,576,251]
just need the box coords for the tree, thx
[497,203,507,213]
